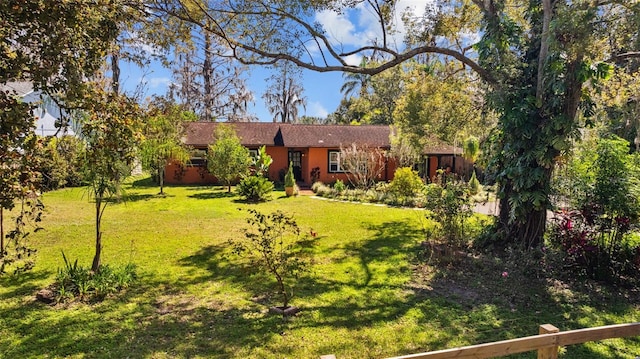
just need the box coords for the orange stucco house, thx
[164,122,469,186]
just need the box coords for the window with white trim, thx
[328,150,343,173]
[188,148,207,167]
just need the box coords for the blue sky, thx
[120,1,432,122]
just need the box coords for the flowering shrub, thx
[549,208,639,281]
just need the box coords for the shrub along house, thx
[164,122,469,186]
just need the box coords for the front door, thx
[288,151,302,181]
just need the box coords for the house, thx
[164,122,470,186]
[1,81,76,137]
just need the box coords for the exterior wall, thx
[163,146,400,186]
[265,146,289,182]
[425,155,473,182]
[164,162,216,185]
[309,147,396,186]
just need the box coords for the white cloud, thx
[315,10,366,47]
[315,1,434,51]
[307,101,329,118]
[146,77,172,89]
[344,54,363,66]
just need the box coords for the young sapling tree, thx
[232,209,309,313]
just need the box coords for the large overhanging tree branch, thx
[147,0,496,83]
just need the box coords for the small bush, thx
[284,162,295,188]
[424,180,473,246]
[54,252,137,303]
[333,179,346,193]
[232,209,310,310]
[389,167,424,204]
[236,175,274,202]
[468,171,480,195]
[311,181,324,193]
[314,183,333,197]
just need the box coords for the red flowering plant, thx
[549,209,598,272]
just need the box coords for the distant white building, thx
[2,81,76,137]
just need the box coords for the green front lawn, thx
[1,178,638,358]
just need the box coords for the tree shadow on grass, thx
[0,267,295,359]
[0,270,52,300]
[188,191,236,200]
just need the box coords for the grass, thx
[0,176,639,358]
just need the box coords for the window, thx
[289,151,302,167]
[248,148,258,159]
[187,148,207,167]
[328,150,343,173]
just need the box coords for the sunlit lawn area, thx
[1,177,639,358]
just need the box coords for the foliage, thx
[344,61,405,125]
[252,145,273,177]
[81,89,143,271]
[1,0,127,275]
[389,167,424,205]
[463,136,480,163]
[333,179,346,193]
[339,143,386,190]
[206,124,251,192]
[140,99,196,194]
[168,22,254,121]
[37,136,86,191]
[1,0,122,100]
[394,63,486,146]
[549,136,640,281]
[54,251,137,303]
[284,162,295,188]
[153,0,640,250]
[232,209,309,309]
[424,179,474,247]
[389,128,420,168]
[548,210,639,282]
[235,175,274,202]
[0,91,44,275]
[468,171,480,195]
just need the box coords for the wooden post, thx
[537,324,560,359]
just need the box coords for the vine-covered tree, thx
[149,0,640,248]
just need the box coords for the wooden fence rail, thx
[321,322,640,359]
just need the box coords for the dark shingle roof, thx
[183,122,392,148]
[278,124,391,148]
[183,122,281,147]
[183,122,463,154]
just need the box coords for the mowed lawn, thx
[1,178,639,358]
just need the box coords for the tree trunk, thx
[498,166,552,249]
[159,165,165,195]
[0,207,4,258]
[91,198,102,271]
[111,52,120,94]
[203,24,213,121]
[275,272,288,308]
